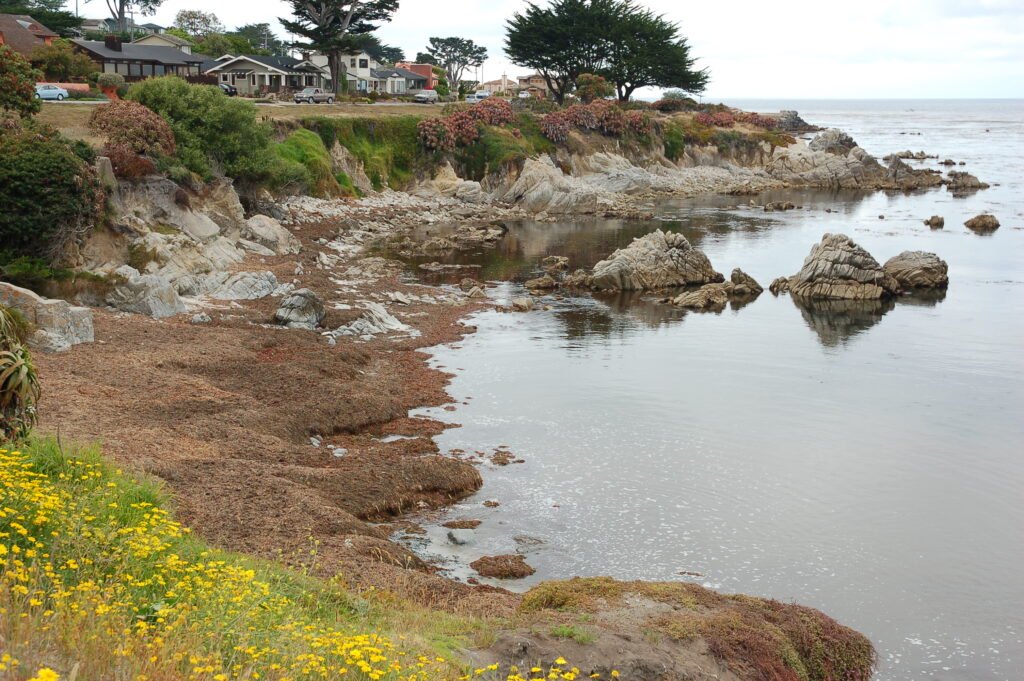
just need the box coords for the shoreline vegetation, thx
[2,66,984,680]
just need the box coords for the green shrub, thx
[96,72,125,89]
[127,76,276,183]
[0,120,104,263]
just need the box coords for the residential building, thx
[72,36,207,80]
[132,32,192,54]
[369,67,427,95]
[0,13,57,57]
[517,73,550,98]
[394,62,439,90]
[78,18,162,37]
[203,54,329,95]
[480,74,515,96]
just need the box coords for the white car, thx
[518,90,532,99]
[413,90,439,103]
[465,90,491,104]
[35,84,69,101]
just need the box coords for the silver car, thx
[35,84,69,101]
[413,90,439,103]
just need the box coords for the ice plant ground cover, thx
[0,439,602,681]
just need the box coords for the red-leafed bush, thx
[540,112,570,143]
[89,100,175,156]
[734,111,778,129]
[563,104,598,130]
[470,98,514,126]
[447,110,480,146]
[592,101,626,136]
[104,142,158,179]
[695,111,735,128]
[625,110,652,136]
[417,117,455,151]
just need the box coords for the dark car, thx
[219,83,238,97]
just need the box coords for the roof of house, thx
[140,23,164,30]
[133,33,191,47]
[0,13,58,56]
[204,54,325,75]
[370,67,427,81]
[71,39,205,65]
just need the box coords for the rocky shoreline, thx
[5,115,991,680]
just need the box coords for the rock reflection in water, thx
[792,296,897,347]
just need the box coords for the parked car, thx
[413,89,439,103]
[34,84,69,101]
[518,90,532,99]
[294,87,334,104]
[464,90,491,104]
[219,83,238,97]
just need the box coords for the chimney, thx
[104,35,122,52]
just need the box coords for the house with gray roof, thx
[72,36,207,81]
[202,54,329,95]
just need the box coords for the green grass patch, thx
[302,116,422,190]
[272,127,344,197]
[550,624,596,645]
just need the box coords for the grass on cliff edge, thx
[0,438,508,681]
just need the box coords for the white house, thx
[203,54,329,95]
[132,32,192,54]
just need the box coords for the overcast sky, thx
[78,0,1024,98]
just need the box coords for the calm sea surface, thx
[404,100,1024,681]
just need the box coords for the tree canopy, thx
[29,38,97,81]
[173,10,224,38]
[102,0,165,33]
[0,44,41,118]
[0,0,82,35]
[280,0,398,94]
[505,0,708,103]
[419,37,486,95]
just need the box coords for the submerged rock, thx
[524,274,558,291]
[671,283,732,310]
[511,297,534,312]
[788,233,899,300]
[590,230,722,291]
[540,255,569,272]
[470,554,536,579]
[730,268,764,296]
[965,214,1000,233]
[0,282,94,352]
[946,171,989,196]
[924,216,945,229]
[882,252,949,290]
[769,276,790,295]
[274,288,325,330]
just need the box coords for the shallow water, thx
[406,100,1024,681]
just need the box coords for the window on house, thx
[251,75,256,85]
[155,65,165,75]
[359,59,368,68]
[115,62,128,75]
[350,58,356,67]
[221,74,228,81]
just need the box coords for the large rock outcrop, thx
[788,234,899,300]
[882,252,949,290]
[590,230,722,291]
[808,129,858,155]
[489,157,615,214]
[0,282,94,352]
[106,265,187,318]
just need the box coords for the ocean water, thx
[406,100,1024,681]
